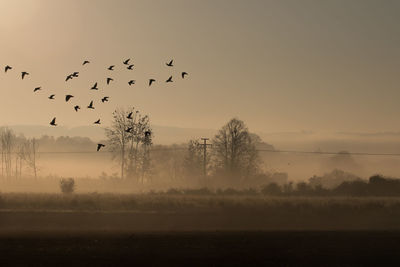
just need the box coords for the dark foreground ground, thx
[1,231,400,266]
[2,195,400,266]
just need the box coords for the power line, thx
[256,149,400,156]
[3,148,400,157]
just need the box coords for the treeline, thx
[264,174,400,196]
[140,175,400,197]
[38,135,97,152]
[0,127,38,179]
[104,109,279,188]
[0,127,100,179]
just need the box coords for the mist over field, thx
[2,0,400,266]
[2,124,400,190]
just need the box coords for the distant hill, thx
[6,124,218,145]
[5,125,400,154]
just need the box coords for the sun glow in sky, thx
[1,0,400,134]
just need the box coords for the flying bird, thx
[4,65,12,72]
[65,95,74,102]
[74,105,80,112]
[87,101,94,109]
[66,75,73,82]
[33,87,41,92]
[91,82,98,90]
[72,72,79,77]
[101,96,109,103]
[149,79,155,86]
[166,76,173,83]
[123,58,130,65]
[127,65,134,70]
[97,143,105,151]
[48,94,55,99]
[50,117,57,126]
[82,60,90,65]
[127,112,133,119]
[128,80,135,86]
[108,65,115,71]
[182,72,188,79]
[21,72,29,80]
[94,119,101,124]
[166,59,173,67]
[125,127,133,133]
[106,78,113,85]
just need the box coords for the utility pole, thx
[200,138,212,177]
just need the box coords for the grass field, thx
[1,193,400,231]
[3,193,400,211]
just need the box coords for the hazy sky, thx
[1,0,399,134]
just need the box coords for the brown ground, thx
[1,231,400,266]
[2,195,400,266]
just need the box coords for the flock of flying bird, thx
[4,59,188,151]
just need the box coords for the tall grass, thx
[1,192,400,213]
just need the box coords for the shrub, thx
[60,178,75,194]
[261,183,282,195]
[166,188,182,195]
[184,188,213,195]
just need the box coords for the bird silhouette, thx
[149,79,155,86]
[50,117,57,126]
[21,72,29,79]
[127,65,134,70]
[65,95,74,102]
[4,65,12,72]
[108,65,115,71]
[91,82,98,90]
[66,75,73,82]
[166,59,173,67]
[125,127,133,133]
[106,78,113,85]
[74,105,80,112]
[87,101,94,109]
[94,119,101,124]
[128,80,135,86]
[97,143,105,151]
[166,76,173,83]
[127,112,133,119]
[182,72,188,79]
[123,58,130,65]
[48,94,55,99]
[33,87,41,92]
[72,72,79,77]
[82,60,90,65]
[101,96,109,103]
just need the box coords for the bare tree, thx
[212,118,261,182]
[105,107,153,181]
[16,143,24,179]
[126,113,152,182]
[183,139,205,178]
[150,144,186,186]
[105,108,130,179]
[0,128,16,178]
[22,138,38,179]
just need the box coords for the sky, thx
[0,0,400,135]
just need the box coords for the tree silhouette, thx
[212,118,260,183]
[105,107,152,181]
[183,139,205,180]
[22,138,38,179]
